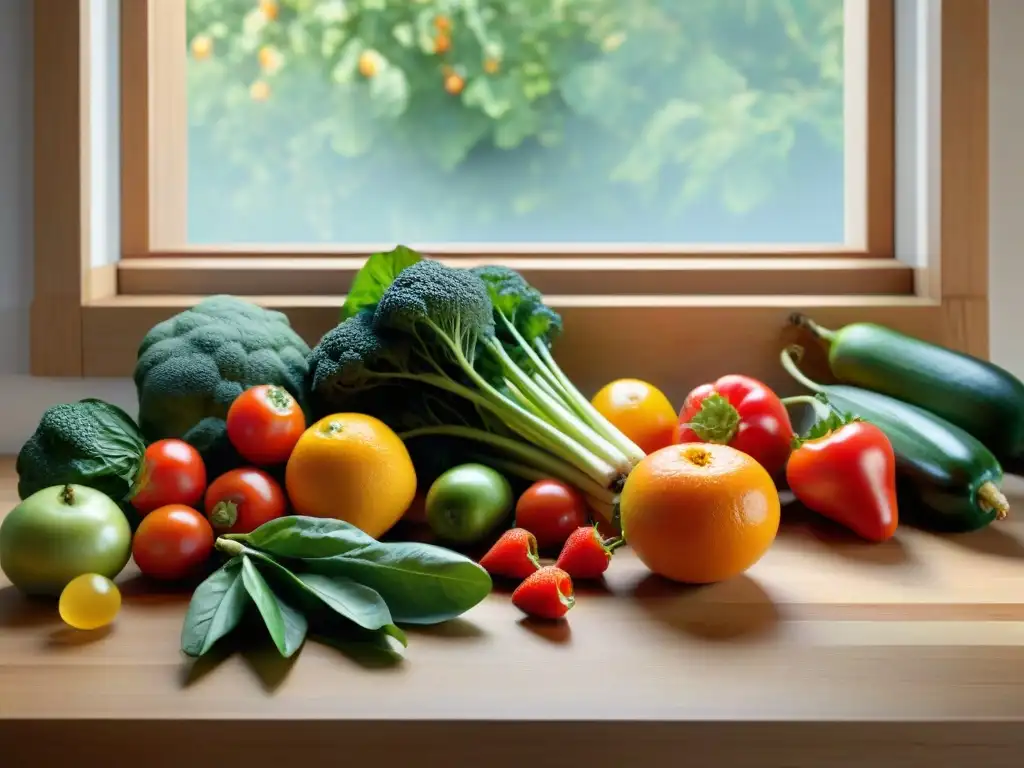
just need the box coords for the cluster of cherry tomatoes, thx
[129,385,306,582]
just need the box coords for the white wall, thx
[0,0,1020,454]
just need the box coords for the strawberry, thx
[478,528,541,580]
[512,566,575,620]
[555,526,624,579]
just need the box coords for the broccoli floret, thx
[134,295,310,467]
[15,399,148,529]
[309,252,647,515]
[374,259,495,368]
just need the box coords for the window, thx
[31,0,990,390]
[183,0,860,248]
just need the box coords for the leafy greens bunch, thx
[306,247,646,519]
[182,516,492,659]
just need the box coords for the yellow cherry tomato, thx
[591,378,677,455]
[59,573,121,630]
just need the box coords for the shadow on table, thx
[628,573,780,643]
[779,498,913,567]
[0,585,59,629]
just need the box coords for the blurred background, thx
[185,0,845,245]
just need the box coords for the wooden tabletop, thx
[2,460,1024,767]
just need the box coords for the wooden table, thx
[2,460,1024,767]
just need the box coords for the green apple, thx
[425,464,513,544]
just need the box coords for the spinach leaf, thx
[230,517,493,625]
[238,543,407,646]
[180,557,249,658]
[240,556,307,658]
[340,245,422,320]
[16,398,147,502]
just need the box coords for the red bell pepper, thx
[784,399,899,542]
[674,374,795,476]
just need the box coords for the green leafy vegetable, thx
[235,542,407,645]
[240,556,308,658]
[307,251,646,520]
[16,398,146,503]
[180,557,249,658]
[180,516,488,662]
[226,516,493,625]
[341,245,422,320]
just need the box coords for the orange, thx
[444,73,465,95]
[619,443,780,584]
[285,414,417,539]
[591,378,677,455]
[259,0,279,21]
[358,51,379,78]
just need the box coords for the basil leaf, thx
[237,543,407,645]
[240,556,307,658]
[180,557,249,658]
[297,573,408,647]
[16,398,147,502]
[341,245,423,320]
[233,517,492,625]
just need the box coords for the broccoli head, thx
[472,265,563,349]
[134,295,311,466]
[373,259,495,365]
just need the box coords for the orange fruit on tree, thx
[259,0,279,21]
[444,73,465,95]
[434,15,451,33]
[483,57,500,75]
[191,34,213,60]
[434,34,452,54]
[285,413,418,539]
[591,378,676,455]
[619,442,780,584]
[358,50,378,78]
[249,80,271,102]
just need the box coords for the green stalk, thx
[472,453,617,523]
[779,345,824,393]
[789,313,838,344]
[533,341,647,465]
[437,334,619,489]
[496,312,571,398]
[400,425,616,504]
[486,337,631,472]
[504,379,547,421]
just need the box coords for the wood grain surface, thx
[2,460,1024,767]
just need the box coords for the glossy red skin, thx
[785,421,899,542]
[130,439,207,514]
[226,385,306,466]
[555,526,614,579]
[674,374,795,477]
[512,566,575,620]
[514,480,589,551]
[132,504,215,581]
[478,528,541,580]
[204,468,287,535]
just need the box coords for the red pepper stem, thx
[977,481,1010,520]
[780,395,831,422]
[789,313,837,344]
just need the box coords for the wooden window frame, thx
[32,0,989,403]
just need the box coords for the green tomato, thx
[425,464,513,544]
[0,484,133,597]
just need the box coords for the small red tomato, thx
[514,479,589,551]
[130,439,207,514]
[132,504,215,581]
[204,467,287,535]
[226,385,306,466]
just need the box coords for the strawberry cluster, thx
[478,526,624,620]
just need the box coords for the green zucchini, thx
[789,313,1024,462]
[781,346,1009,533]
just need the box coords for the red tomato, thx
[204,468,287,535]
[130,439,207,514]
[132,504,215,581]
[515,479,589,551]
[674,374,795,477]
[226,385,306,466]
